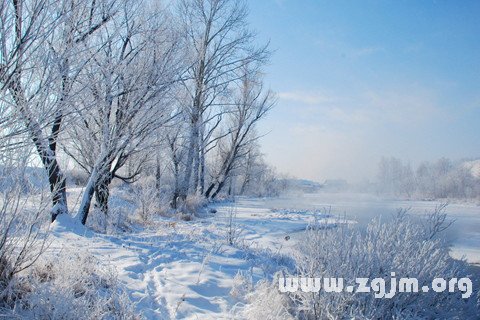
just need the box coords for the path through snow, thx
[49,198,335,319]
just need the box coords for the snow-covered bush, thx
[132,181,160,223]
[107,205,135,234]
[85,203,134,234]
[244,210,478,319]
[11,250,137,319]
[225,205,243,246]
[129,178,173,223]
[66,169,89,187]
[0,168,50,312]
[181,194,207,216]
[230,271,254,302]
[85,186,143,234]
[86,207,109,234]
[242,276,294,320]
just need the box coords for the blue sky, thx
[247,0,480,182]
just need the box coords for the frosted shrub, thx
[14,251,137,319]
[243,275,294,320]
[86,205,133,234]
[108,205,134,234]
[245,211,478,319]
[67,170,89,187]
[182,194,207,216]
[225,205,243,246]
[132,179,159,223]
[230,271,253,302]
[0,170,49,311]
[129,178,173,223]
[87,207,108,233]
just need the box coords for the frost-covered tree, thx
[176,0,269,202]
[205,67,274,199]
[376,157,416,197]
[377,157,480,200]
[164,121,188,209]
[0,0,121,221]
[65,1,181,224]
[236,144,286,197]
[0,0,68,220]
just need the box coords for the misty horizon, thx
[247,0,480,183]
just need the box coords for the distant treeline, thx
[376,157,480,199]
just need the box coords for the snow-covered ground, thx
[47,193,480,319]
[47,196,339,319]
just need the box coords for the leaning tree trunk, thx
[204,180,216,199]
[26,118,69,222]
[76,157,110,225]
[211,180,226,200]
[210,157,236,200]
[206,147,237,199]
[76,168,98,225]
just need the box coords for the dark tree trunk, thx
[228,178,232,196]
[171,191,179,209]
[240,175,249,195]
[9,77,68,222]
[155,154,161,200]
[171,152,180,209]
[199,148,206,195]
[211,180,226,200]
[94,171,112,215]
[46,158,68,222]
[205,182,215,199]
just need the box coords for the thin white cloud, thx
[278,90,336,105]
[325,107,371,125]
[278,87,446,127]
[363,88,446,125]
